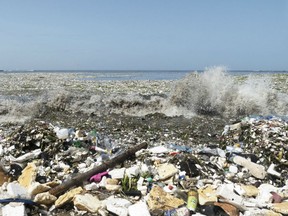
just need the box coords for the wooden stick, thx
[49,142,147,196]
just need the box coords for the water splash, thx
[169,66,288,117]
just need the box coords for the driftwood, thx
[49,142,148,196]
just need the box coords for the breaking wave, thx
[0,67,287,123]
[169,66,288,117]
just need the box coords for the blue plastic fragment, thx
[0,198,37,205]
[167,144,193,153]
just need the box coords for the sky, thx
[0,0,287,70]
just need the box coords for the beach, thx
[0,68,288,139]
[0,71,228,147]
[0,69,288,215]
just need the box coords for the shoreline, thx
[0,71,288,215]
[1,71,288,95]
[0,72,173,96]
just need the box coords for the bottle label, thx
[187,191,197,211]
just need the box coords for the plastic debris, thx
[9,149,42,163]
[104,196,132,216]
[6,182,30,199]
[128,201,151,216]
[267,164,281,178]
[2,202,27,216]
[18,162,37,188]
[156,163,178,180]
[0,167,10,186]
[270,202,288,215]
[34,192,57,205]
[73,193,102,213]
[231,155,266,179]
[187,190,198,212]
[89,171,109,182]
[0,114,287,215]
[109,168,126,179]
[198,185,217,205]
[54,187,83,208]
[147,185,185,211]
[214,202,239,216]
[164,206,190,216]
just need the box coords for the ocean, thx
[2,69,288,81]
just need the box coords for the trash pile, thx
[0,116,287,216]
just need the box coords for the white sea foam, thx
[169,66,288,117]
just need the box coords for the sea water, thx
[1,69,287,81]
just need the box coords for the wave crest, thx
[169,66,288,117]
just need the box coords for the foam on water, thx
[0,67,287,123]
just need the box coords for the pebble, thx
[105,178,122,191]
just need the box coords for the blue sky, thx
[0,0,287,70]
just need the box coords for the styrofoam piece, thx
[229,165,238,173]
[148,146,169,154]
[126,165,140,178]
[267,164,281,178]
[108,168,126,179]
[7,182,30,199]
[56,128,69,139]
[256,184,277,206]
[217,184,244,207]
[2,202,27,216]
[9,149,41,163]
[128,201,150,216]
[233,155,266,179]
[105,196,132,216]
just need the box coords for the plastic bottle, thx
[187,189,198,212]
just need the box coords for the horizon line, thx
[1,69,288,72]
